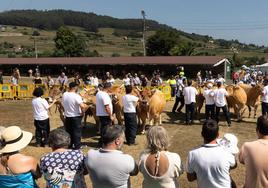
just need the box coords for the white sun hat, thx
[0,126,32,154]
[217,133,239,154]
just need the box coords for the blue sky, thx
[2,0,268,46]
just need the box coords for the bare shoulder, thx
[11,154,38,167]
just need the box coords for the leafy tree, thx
[0,9,171,32]
[131,51,143,56]
[32,30,40,36]
[169,42,195,56]
[54,26,87,57]
[111,53,120,57]
[232,53,243,68]
[146,29,180,56]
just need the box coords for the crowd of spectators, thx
[1,116,268,187]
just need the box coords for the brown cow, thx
[148,90,166,126]
[109,85,125,125]
[136,87,152,133]
[136,88,166,133]
[239,83,263,118]
[80,88,100,127]
[226,85,247,121]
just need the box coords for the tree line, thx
[0,9,171,32]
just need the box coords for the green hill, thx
[0,9,267,63]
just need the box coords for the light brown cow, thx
[226,85,247,121]
[136,87,152,133]
[239,83,263,118]
[80,88,99,127]
[109,85,125,125]
[148,90,166,126]
[136,88,166,133]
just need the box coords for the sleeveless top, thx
[139,151,183,188]
[0,171,38,188]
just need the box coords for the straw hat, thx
[0,126,32,154]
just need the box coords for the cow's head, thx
[254,84,263,95]
[110,94,119,105]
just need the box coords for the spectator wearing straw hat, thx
[62,82,89,149]
[32,87,56,147]
[0,126,41,187]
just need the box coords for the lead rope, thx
[154,151,161,176]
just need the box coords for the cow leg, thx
[141,118,146,134]
[241,105,247,118]
[159,114,162,125]
[234,106,241,122]
[254,104,258,118]
[83,113,87,127]
[248,105,251,118]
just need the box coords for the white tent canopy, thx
[256,63,268,74]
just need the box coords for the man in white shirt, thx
[172,76,185,113]
[56,72,68,87]
[203,83,215,120]
[183,80,198,125]
[122,85,139,145]
[32,87,56,147]
[85,125,138,188]
[123,74,131,86]
[62,82,89,149]
[214,82,231,127]
[133,73,141,86]
[92,75,99,87]
[187,120,236,188]
[96,82,113,145]
[261,79,268,116]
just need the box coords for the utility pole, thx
[141,10,146,56]
[34,36,38,59]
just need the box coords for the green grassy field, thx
[0,25,268,59]
[0,26,148,57]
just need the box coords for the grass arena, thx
[0,76,260,188]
